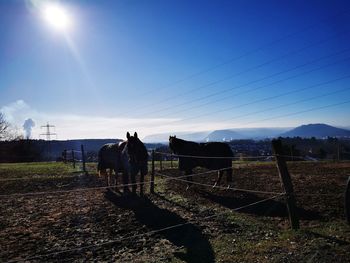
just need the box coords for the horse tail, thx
[97,146,104,173]
[97,161,102,172]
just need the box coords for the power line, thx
[126,9,350,114]
[154,54,350,119]
[154,73,350,125]
[240,99,350,127]
[220,86,350,124]
[138,30,349,118]
[117,9,350,116]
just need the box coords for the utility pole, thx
[40,123,57,160]
[40,123,57,140]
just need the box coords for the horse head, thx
[126,132,148,165]
[169,135,178,154]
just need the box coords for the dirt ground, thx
[0,161,349,262]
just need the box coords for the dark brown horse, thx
[120,132,149,194]
[97,143,119,186]
[169,136,233,189]
[97,132,148,194]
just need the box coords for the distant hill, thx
[41,139,123,159]
[205,129,245,142]
[143,128,290,143]
[143,131,211,143]
[280,124,350,138]
[234,128,289,139]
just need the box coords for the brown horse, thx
[169,136,233,189]
[97,132,148,194]
[97,143,119,186]
[120,132,149,194]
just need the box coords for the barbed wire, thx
[154,151,348,162]
[154,151,273,160]
[0,165,234,197]
[0,175,81,182]
[0,181,150,198]
[156,172,283,195]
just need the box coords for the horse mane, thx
[135,138,148,160]
[170,136,200,154]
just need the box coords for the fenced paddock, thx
[0,144,350,262]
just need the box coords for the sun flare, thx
[42,3,72,31]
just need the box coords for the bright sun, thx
[42,3,72,31]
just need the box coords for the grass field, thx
[0,161,349,262]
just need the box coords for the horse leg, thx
[99,169,108,185]
[113,169,118,192]
[131,170,137,195]
[122,171,130,194]
[108,168,113,187]
[214,170,224,188]
[140,171,145,196]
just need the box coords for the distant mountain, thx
[280,124,350,138]
[232,128,289,139]
[143,131,211,143]
[205,129,245,142]
[142,124,350,143]
[143,128,290,143]
[42,139,122,158]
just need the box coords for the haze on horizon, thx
[1,0,350,140]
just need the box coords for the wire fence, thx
[154,151,273,160]
[154,151,343,162]
[8,193,285,263]
[2,142,349,262]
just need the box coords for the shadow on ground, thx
[105,190,215,263]
[198,190,322,220]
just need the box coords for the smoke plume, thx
[23,118,35,139]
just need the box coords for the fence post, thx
[81,144,87,175]
[346,176,350,224]
[160,154,163,171]
[150,150,155,193]
[272,139,300,230]
[63,149,67,163]
[171,153,173,168]
[72,150,75,169]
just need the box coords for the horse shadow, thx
[105,190,215,263]
[197,190,322,220]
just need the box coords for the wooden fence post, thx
[345,176,350,224]
[272,139,300,230]
[160,154,163,171]
[150,150,155,193]
[72,150,75,169]
[81,144,87,175]
[63,149,67,163]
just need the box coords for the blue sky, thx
[1,0,350,139]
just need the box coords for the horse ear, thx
[134,132,138,138]
[126,132,130,139]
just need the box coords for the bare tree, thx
[0,112,9,140]
[0,112,21,141]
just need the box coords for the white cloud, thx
[0,100,32,123]
[3,99,339,140]
[1,100,221,139]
